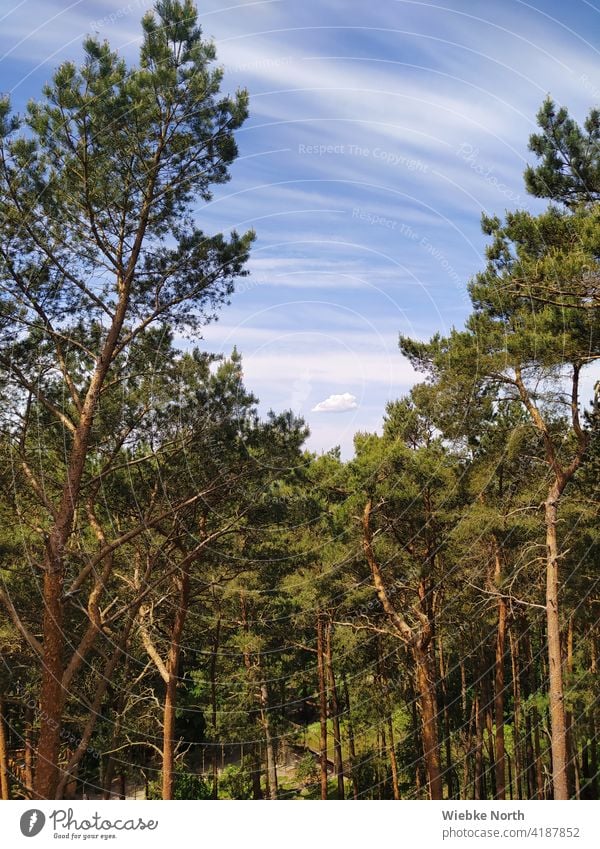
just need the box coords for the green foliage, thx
[149,769,212,800]
[219,761,254,800]
[296,752,320,789]
[525,97,600,206]
[1,34,599,803]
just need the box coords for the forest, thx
[0,0,598,802]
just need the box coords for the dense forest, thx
[0,1,599,802]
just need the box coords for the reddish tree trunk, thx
[34,569,65,798]
[545,483,568,800]
[414,642,443,800]
[0,695,10,800]
[493,543,507,800]
[317,613,328,800]
[34,288,133,799]
[474,687,484,800]
[162,565,190,800]
[162,675,178,800]
[587,629,598,798]
[325,619,344,799]
[565,615,578,798]
[362,499,441,798]
[24,703,34,797]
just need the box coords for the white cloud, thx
[312,392,358,413]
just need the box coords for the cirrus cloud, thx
[312,392,358,413]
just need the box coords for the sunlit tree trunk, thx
[362,499,442,799]
[545,480,568,799]
[0,695,10,800]
[414,642,443,800]
[492,541,507,799]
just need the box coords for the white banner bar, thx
[0,800,598,848]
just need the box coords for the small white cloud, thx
[312,392,358,413]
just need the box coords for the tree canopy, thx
[0,10,598,803]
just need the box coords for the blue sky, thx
[1,0,599,455]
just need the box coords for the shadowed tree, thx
[0,0,252,798]
[400,200,600,799]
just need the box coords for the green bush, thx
[149,768,212,800]
[296,752,320,789]
[219,760,254,799]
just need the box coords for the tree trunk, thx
[24,704,34,797]
[585,628,598,799]
[533,708,545,799]
[34,287,134,799]
[460,658,468,721]
[461,694,475,798]
[342,675,359,800]
[375,638,400,801]
[590,717,598,800]
[508,626,523,800]
[545,482,568,799]
[259,679,278,799]
[507,751,514,800]
[162,672,178,800]
[523,712,534,799]
[325,618,344,799]
[493,543,506,800]
[514,364,586,799]
[209,616,221,799]
[34,569,65,798]
[386,714,400,800]
[250,746,263,800]
[362,498,440,797]
[317,612,328,800]
[522,632,539,799]
[162,565,190,801]
[474,687,484,800]
[0,695,10,800]
[565,614,577,798]
[408,680,425,795]
[484,681,496,799]
[101,675,131,802]
[239,594,264,800]
[56,615,136,799]
[438,637,454,798]
[414,642,443,799]
[102,719,122,799]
